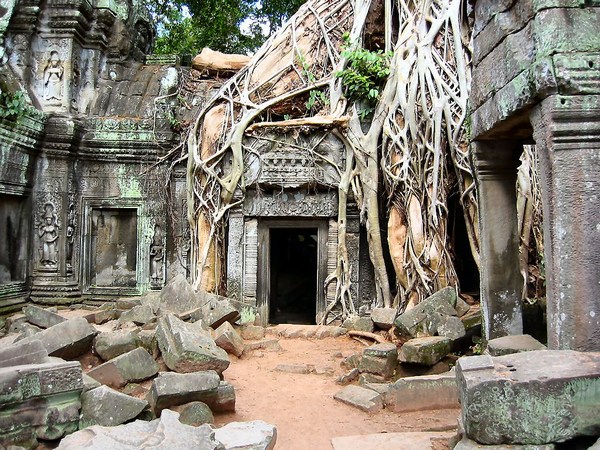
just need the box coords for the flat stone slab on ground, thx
[18,317,96,359]
[385,372,458,412]
[454,436,555,450]
[93,329,141,361]
[457,350,600,445]
[486,334,547,356]
[147,370,221,414]
[156,314,229,374]
[333,385,383,413]
[400,336,452,366]
[0,339,49,368]
[331,431,455,450]
[59,409,223,449]
[22,305,66,329]
[87,347,159,388]
[275,363,312,374]
[80,385,147,428]
[266,324,347,339]
[214,420,277,450]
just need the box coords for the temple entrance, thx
[257,220,327,325]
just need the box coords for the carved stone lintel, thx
[243,191,338,217]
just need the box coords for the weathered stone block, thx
[214,321,245,357]
[487,334,547,356]
[358,343,398,378]
[22,305,66,329]
[333,385,383,413]
[19,317,96,359]
[400,337,451,366]
[0,339,48,368]
[82,373,101,393]
[80,385,147,428]
[175,401,214,426]
[201,293,241,329]
[457,350,600,445]
[158,274,201,316]
[58,409,223,450]
[370,308,397,329]
[436,315,466,340]
[147,371,221,414]
[394,289,457,337]
[118,304,155,326]
[342,316,374,332]
[156,314,230,374]
[203,381,236,413]
[239,324,266,340]
[385,373,458,412]
[93,330,140,361]
[138,329,159,358]
[87,347,159,388]
[214,420,277,450]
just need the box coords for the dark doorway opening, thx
[269,228,318,324]
[449,195,480,296]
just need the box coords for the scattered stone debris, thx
[214,420,277,450]
[214,321,245,357]
[333,385,384,413]
[358,343,398,379]
[79,385,148,428]
[486,334,546,356]
[370,307,397,330]
[18,317,96,359]
[342,315,375,333]
[174,401,215,426]
[383,372,459,412]
[87,347,159,388]
[93,329,141,361]
[22,304,66,329]
[400,336,452,366]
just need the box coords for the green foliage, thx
[335,34,392,115]
[150,0,304,55]
[296,51,329,113]
[0,90,27,120]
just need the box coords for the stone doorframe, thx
[80,198,147,296]
[256,219,329,326]
[471,1,600,351]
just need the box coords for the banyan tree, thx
[183,0,544,323]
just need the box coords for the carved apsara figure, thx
[150,225,164,282]
[43,51,64,101]
[39,203,59,267]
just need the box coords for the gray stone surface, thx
[239,324,266,340]
[0,360,82,448]
[22,305,66,329]
[147,370,221,414]
[455,297,471,317]
[118,304,155,326]
[331,431,456,450]
[456,350,600,445]
[87,347,159,388]
[138,329,159,358]
[337,368,360,385]
[204,381,236,413]
[13,323,42,340]
[487,334,547,356]
[158,274,202,316]
[93,330,141,361]
[214,420,277,450]
[267,324,347,339]
[333,385,383,413]
[18,317,96,359]
[82,373,101,393]
[0,339,49,368]
[175,401,214,426]
[80,385,147,428]
[400,336,452,366]
[454,437,555,450]
[156,314,230,374]
[359,343,398,378]
[214,321,245,357]
[59,409,224,450]
[436,315,466,340]
[394,288,457,337]
[342,316,375,333]
[370,308,397,329]
[385,373,458,412]
[201,293,241,329]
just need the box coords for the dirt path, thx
[215,335,459,449]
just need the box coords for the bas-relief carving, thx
[43,51,64,103]
[38,202,59,269]
[243,191,338,217]
[149,224,164,286]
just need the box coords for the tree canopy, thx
[150,0,305,55]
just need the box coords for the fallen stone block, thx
[118,304,155,326]
[84,308,118,325]
[457,351,600,445]
[359,343,398,378]
[358,372,388,384]
[385,372,458,412]
[201,292,241,329]
[203,381,236,413]
[58,409,223,450]
[18,317,96,359]
[214,420,277,450]
[453,436,555,450]
[14,322,42,340]
[214,321,245,357]
[147,370,220,414]
[239,324,266,340]
[333,385,383,413]
[243,339,282,353]
[314,325,348,338]
[116,298,141,310]
[0,360,83,448]
[158,274,201,316]
[436,315,466,340]
[138,329,159,359]
[156,314,230,374]
[80,385,147,428]
[370,308,397,330]
[455,296,471,317]
[400,336,451,366]
[0,339,49,368]
[275,363,312,374]
[22,305,66,329]
[82,374,101,393]
[331,431,456,450]
[7,313,27,334]
[486,334,547,356]
[342,316,375,333]
[341,353,361,370]
[87,347,159,388]
[394,287,458,337]
[175,401,214,426]
[93,329,140,361]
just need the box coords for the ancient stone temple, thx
[0,0,199,312]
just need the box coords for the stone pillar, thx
[530,95,600,351]
[472,141,524,341]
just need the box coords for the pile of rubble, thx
[0,275,277,450]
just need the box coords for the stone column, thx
[530,95,600,351]
[472,141,524,341]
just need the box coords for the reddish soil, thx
[215,335,459,449]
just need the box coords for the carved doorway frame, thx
[257,219,328,326]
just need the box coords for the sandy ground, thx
[214,335,459,449]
